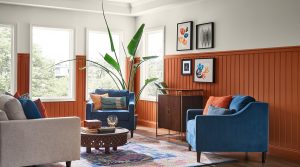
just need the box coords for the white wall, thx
[0,4,136,55]
[136,0,300,55]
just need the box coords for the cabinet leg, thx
[86,147,91,153]
[113,146,117,151]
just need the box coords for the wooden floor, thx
[135,125,300,167]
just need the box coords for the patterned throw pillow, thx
[101,96,127,110]
[90,93,109,110]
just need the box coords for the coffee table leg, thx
[86,147,91,153]
[113,146,117,151]
[105,147,110,154]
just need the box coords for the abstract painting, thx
[182,59,192,75]
[194,58,214,83]
[196,22,214,49]
[177,21,193,51]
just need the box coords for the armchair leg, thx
[245,152,249,161]
[131,130,134,138]
[188,145,191,151]
[66,161,71,167]
[197,152,201,163]
[262,152,267,163]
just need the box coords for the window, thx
[31,26,75,101]
[140,27,164,101]
[86,30,124,98]
[0,24,15,93]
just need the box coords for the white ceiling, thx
[0,0,200,16]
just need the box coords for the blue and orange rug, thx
[41,134,235,167]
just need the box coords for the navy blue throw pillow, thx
[229,95,255,112]
[207,105,235,115]
[19,99,42,119]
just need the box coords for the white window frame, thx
[140,26,165,101]
[29,25,76,102]
[0,23,17,93]
[85,28,124,100]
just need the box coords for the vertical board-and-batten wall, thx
[17,54,87,120]
[137,46,300,161]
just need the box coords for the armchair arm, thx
[128,92,135,114]
[194,102,269,152]
[86,100,94,120]
[128,92,135,130]
[0,117,81,167]
[187,109,203,121]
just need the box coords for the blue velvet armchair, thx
[86,89,135,137]
[186,96,269,163]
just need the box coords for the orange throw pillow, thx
[14,92,21,98]
[34,99,48,118]
[90,93,109,110]
[203,95,233,115]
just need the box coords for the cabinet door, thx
[158,95,170,129]
[181,96,203,131]
[169,96,181,131]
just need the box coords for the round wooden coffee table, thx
[81,128,129,154]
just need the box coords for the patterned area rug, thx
[39,134,236,167]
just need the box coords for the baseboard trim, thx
[137,119,156,128]
[269,145,300,162]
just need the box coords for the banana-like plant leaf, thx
[135,77,158,104]
[145,77,159,84]
[104,53,120,72]
[127,24,145,57]
[141,56,158,61]
[48,58,76,69]
[102,1,115,52]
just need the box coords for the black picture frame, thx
[181,59,192,75]
[196,22,214,49]
[177,21,193,51]
[193,58,215,83]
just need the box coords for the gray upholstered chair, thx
[0,94,81,167]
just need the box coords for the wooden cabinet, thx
[157,94,203,132]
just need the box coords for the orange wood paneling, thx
[137,46,300,160]
[17,55,87,121]
[17,53,30,94]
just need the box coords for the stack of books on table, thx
[82,120,102,133]
[81,127,98,133]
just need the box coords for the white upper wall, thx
[136,0,300,55]
[0,4,136,54]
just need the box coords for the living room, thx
[0,0,300,166]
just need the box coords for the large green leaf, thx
[145,77,159,84]
[127,24,145,57]
[135,77,159,104]
[102,1,115,52]
[104,53,120,72]
[141,56,158,61]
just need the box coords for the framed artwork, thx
[182,59,192,75]
[196,22,214,49]
[177,21,193,51]
[194,58,215,83]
